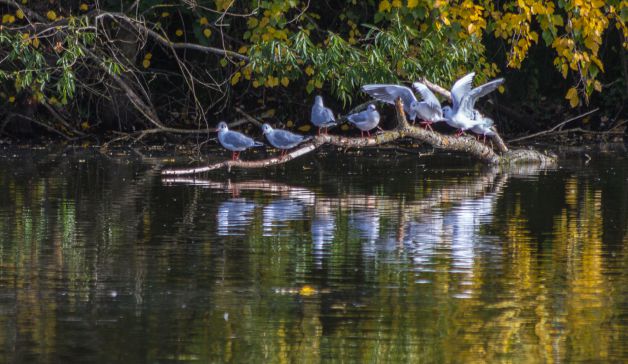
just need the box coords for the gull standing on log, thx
[310,96,337,135]
[442,72,504,136]
[216,121,264,160]
[261,123,311,157]
[470,116,496,143]
[361,83,445,129]
[346,104,381,137]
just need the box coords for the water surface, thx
[0,147,627,363]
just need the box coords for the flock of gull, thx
[216,72,504,160]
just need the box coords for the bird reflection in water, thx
[311,198,336,267]
[262,198,308,237]
[349,196,381,257]
[216,198,257,236]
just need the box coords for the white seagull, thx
[310,95,337,135]
[346,104,381,137]
[361,83,445,130]
[442,72,504,136]
[216,121,264,160]
[261,123,311,157]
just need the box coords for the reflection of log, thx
[162,99,556,176]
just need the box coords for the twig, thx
[98,12,248,61]
[7,113,75,140]
[234,107,263,127]
[508,108,600,143]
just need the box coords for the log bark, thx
[162,98,556,176]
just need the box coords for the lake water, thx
[0,146,626,363]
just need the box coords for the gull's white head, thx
[442,106,453,119]
[262,123,273,134]
[216,121,229,132]
[410,100,420,111]
[314,95,324,106]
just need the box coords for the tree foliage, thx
[0,0,625,137]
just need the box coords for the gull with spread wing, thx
[361,83,445,129]
[442,72,504,136]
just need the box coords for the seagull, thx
[310,95,337,135]
[361,83,445,129]
[470,116,496,143]
[346,104,381,137]
[261,123,311,157]
[215,121,264,160]
[442,72,504,136]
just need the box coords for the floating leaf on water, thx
[299,285,316,296]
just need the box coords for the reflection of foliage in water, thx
[0,152,626,362]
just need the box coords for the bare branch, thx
[98,12,248,61]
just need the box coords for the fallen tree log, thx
[162,98,557,176]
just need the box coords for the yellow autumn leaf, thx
[8,96,15,103]
[299,285,316,296]
[203,28,212,38]
[280,77,289,87]
[144,52,152,60]
[341,124,350,131]
[142,59,150,68]
[286,120,294,128]
[215,0,231,11]
[593,80,602,92]
[79,3,88,12]
[298,124,312,132]
[305,66,314,76]
[252,80,260,88]
[16,9,24,19]
[199,17,208,25]
[379,0,392,12]
[32,37,39,48]
[407,0,419,8]
[230,72,241,85]
[46,11,57,21]
[175,29,183,37]
[565,87,579,108]
[392,0,402,8]
[161,12,170,18]
[81,121,90,130]
[314,79,323,88]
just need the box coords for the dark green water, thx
[0,146,627,363]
